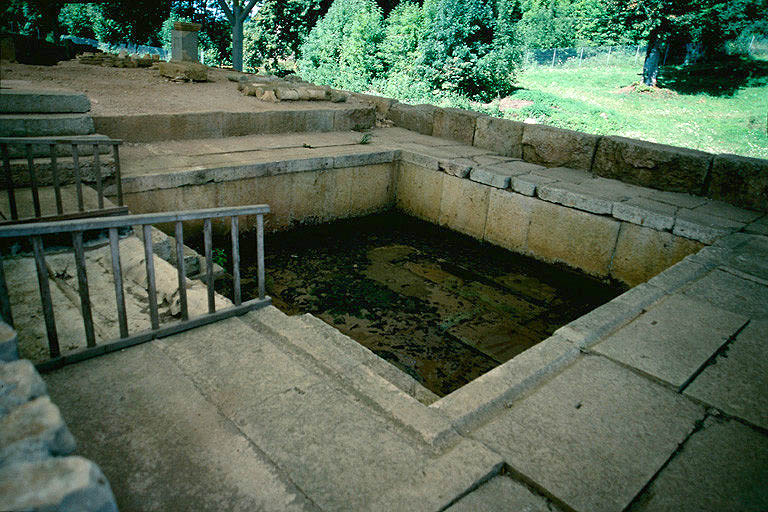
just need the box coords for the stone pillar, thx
[171,22,202,62]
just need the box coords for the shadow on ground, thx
[659,56,768,96]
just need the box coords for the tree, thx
[215,0,261,71]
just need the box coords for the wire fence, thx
[521,36,768,70]
[61,35,170,60]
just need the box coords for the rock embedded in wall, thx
[521,124,599,171]
[707,153,768,212]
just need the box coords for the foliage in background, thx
[297,0,385,90]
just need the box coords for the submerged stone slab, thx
[521,124,599,170]
[632,418,768,512]
[685,321,768,429]
[446,475,558,512]
[473,356,703,512]
[593,294,747,388]
[473,116,524,158]
[592,136,712,194]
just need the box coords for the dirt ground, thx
[0,60,362,116]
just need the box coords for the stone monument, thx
[171,22,202,62]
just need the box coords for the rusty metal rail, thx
[0,205,270,371]
[0,137,127,224]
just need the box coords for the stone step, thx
[5,153,115,188]
[2,134,112,158]
[0,89,91,114]
[298,313,439,405]
[247,306,435,403]
[0,113,95,138]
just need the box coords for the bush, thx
[298,0,384,90]
[379,1,424,73]
[415,0,517,101]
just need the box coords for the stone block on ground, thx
[0,396,76,464]
[157,61,208,82]
[521,124,599,170]
[446,475,558,512]
[684,320,768,429]
[0,89,91,114]
[593,294,747,388]
[0,113,94,137]
[592,136,712,194]
[387,103,436,135]
[707,153,768,212]
[432,108,483,144]
[472,116,524,158]
[631,417,768,512]
[473,356,703,512]
[0,456,118,512]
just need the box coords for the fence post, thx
[552,48,557,67]
[635,44,640,64]
[607,46,612,65]
[579,47,583,68]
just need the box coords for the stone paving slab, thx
[681,269,768,319]
[445,475,559,512]
[592,294,748,388]
[473,355,704,512]
[684,320,768,429]
[44,342,317,512]
[630,417,768,512]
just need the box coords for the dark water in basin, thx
[213,211,626,396]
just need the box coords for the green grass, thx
[497,58,768,159]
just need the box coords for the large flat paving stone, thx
[593,294,747,388]
[446,475,560,512]
[684,320,768,429]
[630,418,768,512]
[682,269,768,319]
[473,355,704,512]
[44,342,315,512]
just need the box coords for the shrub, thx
[298,0,384,90]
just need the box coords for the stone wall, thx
[352,93,768,213]
[0,323,119,511]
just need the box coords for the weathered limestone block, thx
[0,322,18,362]
[0,456,118,512]
[612,197,677,231]
[610,223,704,286]
[157,61,208,82]
[483,189,537,253]
[396,162,444,223]
[439,174,490,239]
[351,93,396,117]
[171,22,201,62]
[0,396,76,465]
[473,116,524,158]
[275,88,300,101]
[0,360,46,415]
[331,165,394,219]
[673,208,744,244]
[439,158,474,178]
[527,200,621,276]
[333,106,376,131]
[388,103,437,135]
[433,108,483,145]
[707,153,768,212]
[521,124,599,170]
[592,136,712,194]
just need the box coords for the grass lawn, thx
[496,57,768,159]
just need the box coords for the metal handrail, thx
[0,137,126,224]
[0,205,270,371]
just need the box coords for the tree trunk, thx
[232,18,244,71]
[643,32,662,86]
